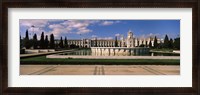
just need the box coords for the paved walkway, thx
[47,55,180,59]
[20,50,76,58]
[150,50,180,54]
[20,65,180,75]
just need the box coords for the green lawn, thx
[20,56,180,65]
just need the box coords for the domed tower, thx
[127,29,135,48]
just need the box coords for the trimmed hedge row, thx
[21,61,180,65]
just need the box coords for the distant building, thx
[55,30,164,48]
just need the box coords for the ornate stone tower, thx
[121,35,126,47]
[126,29,135,48]
[135,38,138,47]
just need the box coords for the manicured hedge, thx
[20,56,180,65]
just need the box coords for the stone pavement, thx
[20,65,180,75]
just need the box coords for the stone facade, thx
[55,30,164,48]
[91,47,149,56]
[126,30,135,48]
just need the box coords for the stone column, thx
[151,52,154,56]
[105,48,109,56]
[110,48,114,56]
[131,49,135,55]
[115,49,119,56]
[102,48,105,56]
[100,48,102,56]
[108,48,110,56]
[139,48,143,55]
[126,49,130,56]
[96,48,98,56]
[136,48,139,55]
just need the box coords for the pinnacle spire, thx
[128,29,132,33]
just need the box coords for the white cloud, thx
[76,29,92,34]
[115,21,121,23]
[20,19,47,28]
[47,24,72,38]
[115,33,121,37]
[61,20,96,35]
[20,19,63,28]
[20,25,47,39]
[20,19,123,39]
[100,21,121,26]
[41,20,99,38]
[100,21,114,26]
[91,35,97,38]
[48,27,72,39]
[137,33,161,39]
[20,19,65,39]
[49,24,64,29]
[28,27,45,33]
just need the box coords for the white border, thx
[8,8,192,87]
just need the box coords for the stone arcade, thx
[91,30,150,56]
[54,30,164,48]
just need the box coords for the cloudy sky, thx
[20,20,180,40]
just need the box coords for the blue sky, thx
[20,20,180,40]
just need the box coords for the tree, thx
[169,38,173,49]
[20,35,23,49]
[25,29,29,40]
[157,43,163,49]
[59,37,64,48]
[139,44,145,47]
[164,34,169,48]
[64,37,68,48]
[23,29,32,49]
[70,44,76,48]
[40,32,45,49]
[149,40,152,48]
[153,36,158,48]
[114,36,118,47]
[49,34,55,49]
[174,37,180,50]
[44,35,49,49]
[33,34,38,49]
[55,43,59,48]
[145,41,148,47]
